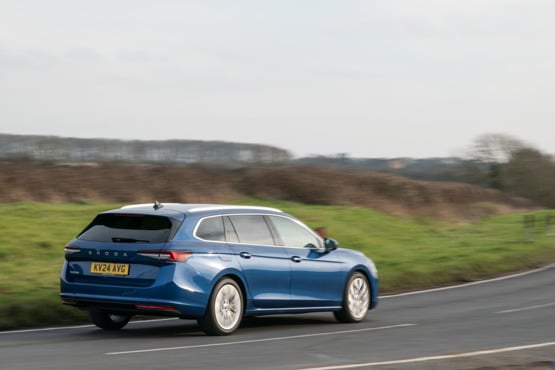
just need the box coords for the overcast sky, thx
[1,1,554,158]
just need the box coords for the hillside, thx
[0,161,536,220]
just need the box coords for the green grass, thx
[0,202,122,329]
[1,201,554,330]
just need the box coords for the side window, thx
[223,216,239,243]
[270,216,321,248]
[228,215,275,245]
[196,216,225,241]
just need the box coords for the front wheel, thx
[88,309,131,330]
[199,278,244,336]
[334,272,370,323]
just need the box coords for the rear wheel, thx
[334,272,370,323]
[199,278,243,336]
[88,310,131,330]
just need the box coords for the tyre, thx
[334,272,370,323]
[88,309,131,330]
[199,278,244,336]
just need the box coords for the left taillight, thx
[64,246,80,256]
[138,250,191,262]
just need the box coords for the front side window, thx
[78,213,179,243]
[270,216,321,248]
[228,215,275,245]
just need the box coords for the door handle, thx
[239,252,252,259]
[291,256,302,263]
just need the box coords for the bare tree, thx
[467,133,526,164]
[464,133,528,190]
[463,133,555,206]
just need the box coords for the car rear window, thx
[78,213,181,243]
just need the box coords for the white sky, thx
[1,0,554,158]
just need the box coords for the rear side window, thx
[195,216,239,243]
[78,214,181,243]
[228,215,275,245]
[224,216,239,243]
[196,216,225,241]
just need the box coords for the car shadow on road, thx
[73,313,340,339]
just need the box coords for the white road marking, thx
[105,323,416,355]
[0,324,94,335]
[0,318,177,335]
[381,263,555,299]
[298,342,555,370]
[496,302,555,314]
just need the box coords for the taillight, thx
[138,250,191,262]
[64,246,80,255]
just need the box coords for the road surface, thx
[1,265,554,370]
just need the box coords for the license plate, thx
[90,262,129,276]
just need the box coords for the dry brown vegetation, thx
[0,161,537,220]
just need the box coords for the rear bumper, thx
[60,290,207,318]
[60,261,210,318]
[60,294,205,318]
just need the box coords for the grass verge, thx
[1,201,554,330]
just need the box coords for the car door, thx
[268,215,346,308]
[226,215,291,309]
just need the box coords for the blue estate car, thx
[60,203,378,335]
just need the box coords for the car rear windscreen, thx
[77,213,181,243]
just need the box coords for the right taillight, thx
[138,250,191,262]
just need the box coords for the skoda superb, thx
[60,203,378,335]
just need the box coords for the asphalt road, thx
[1,265,554,370]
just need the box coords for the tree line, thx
[0,134,291,165]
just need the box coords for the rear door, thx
[226,215,291,309]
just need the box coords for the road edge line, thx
[380,262,555,299]
[298,342,555,370]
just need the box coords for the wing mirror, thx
[305,238,338,252]
[324,238,338,251]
